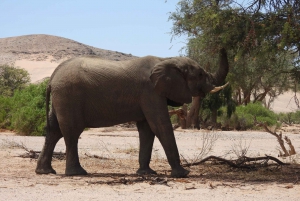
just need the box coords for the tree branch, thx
[255,119,297,156]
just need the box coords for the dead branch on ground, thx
[87,176,169,186]
[84,153,114,160]
[2,139,65,160]
[182,155,289,169]
[19,150,66,160]
[7,140,112,161]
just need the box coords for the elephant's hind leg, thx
[136,120,157,175]
[59,124,87,176]
[36,112,62,174]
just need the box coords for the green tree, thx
[170,0,299,107]
[0,65,30,96]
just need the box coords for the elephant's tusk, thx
[210,82,229,93]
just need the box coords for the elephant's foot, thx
[171,166,190,178]
[35,166,56,174]
[65,165,87,176]
[136,167,157,175]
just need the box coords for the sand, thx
[14,59,59,83]
[0,128,299,201]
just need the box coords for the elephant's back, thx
[50,56,122,87]
[49,56,147,104]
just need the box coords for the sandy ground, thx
[269,91,300,113]
[0,128,300,201]
[14,59,59,83]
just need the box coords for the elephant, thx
[35,49,229,178]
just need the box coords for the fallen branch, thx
[169,108,187,130]
[20,149,114,161]
[182,155,289,169]
[87,176,169,186]
[19,150,66,160]
[239,156,289,165]
[84,153,114,160]
[169,108,186,119]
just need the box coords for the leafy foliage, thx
[0,79,48,136]
[219,102,278,130]
[200,84,236,124]
[0,65,30,96]
[0,96,12,128]
[277,111,300,124]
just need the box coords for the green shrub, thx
[10,80,48,136]
[277,111,300,124]
[0,79,48,135]
[291,111,300,123]
[219,102,278,130]
[0,96,12,128]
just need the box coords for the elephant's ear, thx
[150,59,192,104]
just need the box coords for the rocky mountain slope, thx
[0,34,135,66]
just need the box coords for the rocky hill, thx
[0,34,136,82]
[0,34,135,65]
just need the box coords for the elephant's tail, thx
[45,84,51,133]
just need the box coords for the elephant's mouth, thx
[167,98,184,107]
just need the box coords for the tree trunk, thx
[254,88,270,103]
[238,88,242,105]
[210,109,218,126]
[186,96,201,129]
[242,90,251,105]
[179,104,187,129]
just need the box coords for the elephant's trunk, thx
[212,48,229,86]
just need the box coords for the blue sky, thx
[0,0,187,57]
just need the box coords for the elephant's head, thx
[150,49,229,106]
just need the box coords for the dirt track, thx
[0,128,300,201]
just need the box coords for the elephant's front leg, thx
[154,121,190,178]
[141,99,190,178]
[136,120,157,175]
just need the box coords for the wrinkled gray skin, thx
[35,55,225,178]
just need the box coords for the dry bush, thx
[181,131,219,165]
[230,138,252,159]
